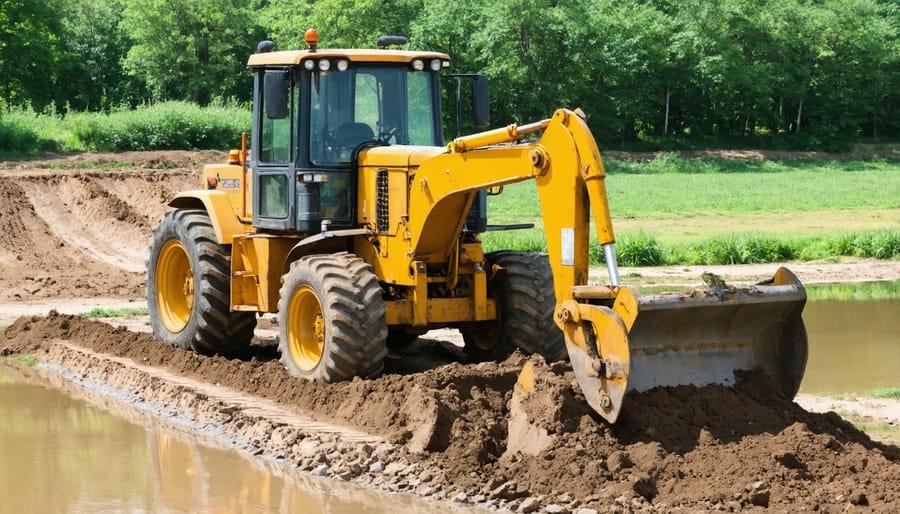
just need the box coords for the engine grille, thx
[376,168,389,233]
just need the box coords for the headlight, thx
[411,59,424,71]
[318,59,331,71]
[429,59,442,71]
[303,60,315,71]
[336,59,349,72]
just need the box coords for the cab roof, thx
[247,49,450,67]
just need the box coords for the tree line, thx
[2,0,897,149]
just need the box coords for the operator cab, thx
[249,30,449,233]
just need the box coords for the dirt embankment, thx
[3,314,898,512]
[0,152,207,301]
[1,151,898,512]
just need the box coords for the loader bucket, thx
[626,267,808,396]
[557,267,808,424]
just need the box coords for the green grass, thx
[838,411,900,446]
[484,155,899,265]
[806,281,900,301]
[490,162,899,221]
[79,307,148,318]
[603,153,897,175]
[2,355,38,367]
[869,387,900,399]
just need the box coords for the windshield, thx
[309,65,439,165]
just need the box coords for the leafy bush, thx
[691,236,748,265]
[1,107,70,153]
[0,117,41,153]
[615,232,667,266]
[486,229,897,266]
[71,101,250,151]
[851,231,900,259]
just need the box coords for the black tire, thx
[461,251,566,362]
[278,252,388,381]
[147,209,256,355]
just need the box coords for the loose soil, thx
[1,151,898,512]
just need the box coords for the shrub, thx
[0,117,41,153]
[692,236,747,265]
[71,101,250,151]
[615,232,667,266]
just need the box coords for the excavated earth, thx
[1,152,898,512]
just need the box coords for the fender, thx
[169,190,249,245]
[283,228,374,274]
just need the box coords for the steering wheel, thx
[378,127,398,145]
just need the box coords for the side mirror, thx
[264,70,289,120]
[472,74,489,127]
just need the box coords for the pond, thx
[800,295,899,395]
[0,366,481,514]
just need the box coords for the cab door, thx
[252,68,297,231]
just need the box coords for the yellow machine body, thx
[153,40,808,423]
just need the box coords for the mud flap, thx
[555,300,631,423]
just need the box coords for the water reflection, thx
[800,298,899,395]
[0,367,481,514]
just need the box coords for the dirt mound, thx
[4,313,897,511]
[0,166,194,300]
[0,150,229,171]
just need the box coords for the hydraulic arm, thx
[408,108,806,423]
[407,108,636,421]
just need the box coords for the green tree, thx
[0,0,65,110]
[57,0,138,111]
[121,0,265,104]
[261,0,422,50]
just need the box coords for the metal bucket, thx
[627,267,808,397]
[559,267,808,423]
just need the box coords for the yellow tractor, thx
[147,30,808,423]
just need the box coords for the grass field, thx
[79,307,149,318]
[484,156,899,265]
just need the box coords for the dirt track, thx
[1,152,898,512]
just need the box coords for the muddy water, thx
[800,298,899,395]
[0,367,480,514]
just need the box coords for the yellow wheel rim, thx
[156,240,193,333]
[287,285,325,370]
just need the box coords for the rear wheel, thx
[461,251,566,362]
[147,209,256,355]
[278,252,387,380]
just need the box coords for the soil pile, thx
[0,153,198,300]
[4,313,897,512]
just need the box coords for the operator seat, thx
[334,122,375,150]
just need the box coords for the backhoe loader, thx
[147,30,808,423]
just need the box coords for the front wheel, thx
[147,209,256,355]
[278,252,387,381]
